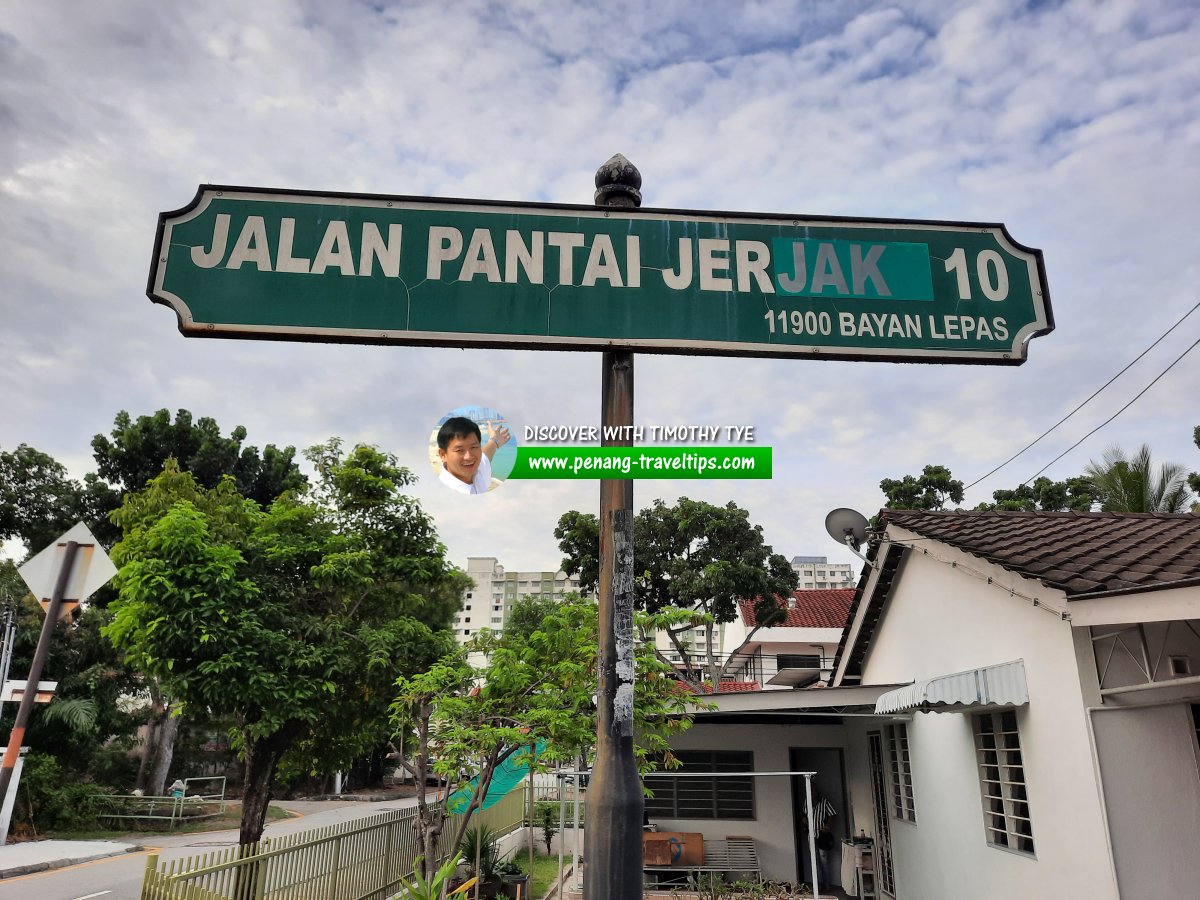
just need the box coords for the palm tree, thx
[1083,444,1193,513]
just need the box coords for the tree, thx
[105,442,462,844]
[390,594,701,876]
[879,464,964,511]
[92,408,306,508]
[1084,444,1193,513]
[555,498,797,691]
[0,444,119,553]
[1189,426,1200,498]
[975,475,1099,512]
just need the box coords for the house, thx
[724,589,854,689]
[648,510,1200,897]
[831,510,1200,899]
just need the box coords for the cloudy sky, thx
[2,0,1198,574]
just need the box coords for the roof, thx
[883,509,1200,597]
[739,590,855,628]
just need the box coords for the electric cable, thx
[1022,333,1200,484]
[964,298,1200,491]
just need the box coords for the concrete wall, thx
[653,721,846,882]
[846,538,1119,899]
[1091,703,1200,896]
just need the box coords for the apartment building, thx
[791,555,855,589]
[453,556,591,642]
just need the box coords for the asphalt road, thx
[0,796,420,900]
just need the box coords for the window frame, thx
[885,722,916,823]
[973,710,1035,856]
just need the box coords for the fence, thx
[100,777,229,830]
[141,786,527,900]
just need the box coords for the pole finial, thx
[594,154,642,207]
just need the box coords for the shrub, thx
[13,752,108,834]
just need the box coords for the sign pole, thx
[0,540,79,832]
[587,155,644,900]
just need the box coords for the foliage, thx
[400,854,478,900]
[1083,444,1193,513]
[554,498,796,689]
[0,443,119,552]
[105,441,463,844]
[878,464,964,511]
[538,804,558,854]
[459,824,501,879]
[391,594,701,875]
[1189,425,1200,499]
[11,752,107,835]
[92,408,306,508]
[975,475,1099,511]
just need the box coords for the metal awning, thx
[874,660,1028,715]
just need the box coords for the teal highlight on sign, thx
[772,238,934,301]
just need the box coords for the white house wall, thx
[847,536,1118,899]
[654,721,846,883]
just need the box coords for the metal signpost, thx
[0,523,116,843]
[149,159,1053,899]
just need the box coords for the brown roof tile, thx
[882,510,1200,597]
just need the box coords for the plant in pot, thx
[459,825,502,898]
[493,858,530,899]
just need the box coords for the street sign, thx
[18,522,116,618]
[150,186,1053,364]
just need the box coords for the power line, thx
[964,298,1200,491]
[1022,333,1200,484]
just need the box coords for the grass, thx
[511,851,568,899]
[48,802,294,841]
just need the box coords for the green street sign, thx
[149,186,1053,363]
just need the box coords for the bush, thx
[12,752,108,834]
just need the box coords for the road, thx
[0,796,421,900]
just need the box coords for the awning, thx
[874,660,1028,715]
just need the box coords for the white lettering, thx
[192,214,230,268]
[839,311,856,336]
[225,216,272,271]
[582,234,623,287]
[547,232,584,286]
[626,236,641,289]
[358,223,402,277]
[458,228,501,283]
[851,244,890,296]
[698,239,732,292]
[505,230,543,284]
[311,221,355,276]
[662,238,693,290]
[778,242,806,292]
[736,241,773,293]
[275,218,311,274]
[811,243,848,294]
[426,226,463,280]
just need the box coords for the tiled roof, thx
[699,680,761,693]
[739,590,856,628]
[883,509,1200,597]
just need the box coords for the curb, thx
[0,844,144,880]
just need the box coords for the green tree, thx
[879,464,964,511]
[1084,444,1193,513]
[106,442,462,844]
[975,475,1099,511]
[1188,426,1200,498]
[92,408,306,508]
[554,498,796,691]
[0,444,119,553]
[391,595,700,876]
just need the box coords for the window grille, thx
[974,710,1035,855]
[886,723,916,822]
[643,750,755,819]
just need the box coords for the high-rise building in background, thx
[790,555,855,589]
[454,556,592,642]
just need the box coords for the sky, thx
[2,0,1198,575]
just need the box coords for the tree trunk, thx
[238,725,298,845]
[148,707,181,796]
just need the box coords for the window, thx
[886,723,916,822]
[974,710,1035,855]
[643,750,754,819]
[777,654,821,670]
[491,616,501,624]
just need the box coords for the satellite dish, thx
[825,508,870,552]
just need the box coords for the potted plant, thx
[459,825,502,897]
[494,858,530,899]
